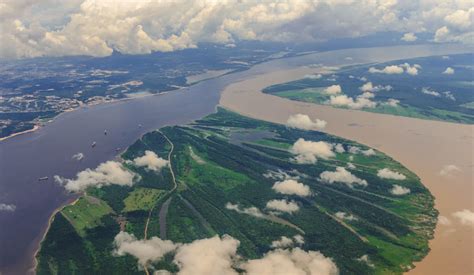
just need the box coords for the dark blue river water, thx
[0,44,470,274]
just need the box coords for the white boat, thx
[91,141,97,147]
[38,177,48,181]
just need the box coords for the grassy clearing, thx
[61,196,113,237]
[123,187,165,212]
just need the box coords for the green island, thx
[263,53,474,124]
[37,108,437,274]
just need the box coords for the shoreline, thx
[220,67,473,274]
[29,196,79,274]
[0,125,40,142]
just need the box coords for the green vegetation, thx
[264,53,474,124]
[37,108,436,274]
[61,196,114,237]
[123,188,165,212]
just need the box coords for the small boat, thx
[115,147,121,152]
[138,124,143,128]
[91,141,97,148]
[104,130,107,135]
[38,176,48,181]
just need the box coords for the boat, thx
[115,147,121,152]
[38,177,48,181]
[104,130,107,135]
[91,141,97,148]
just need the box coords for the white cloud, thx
[271,236,294,248]
[324,85,342,95]
[347,162,356,169]
[452,209,474,227]
[0,203,16,212]
[242,247,338,275]
[421,87,441,97]
[304,73,322,79]
[401,63,419,75]
[174,235,240,275]
[334,143,345,153]
[335,211,357,221]
[114,233,336,275]
[225,202,264,218]
[290,138,335,164]
[272,179,311,197]
[287,114,326,130]
[369,65,404,74]
[401,32,417,42]
[54,161,136,192]
[114,232,178,268]
[438,215,452,226]
[390,184,411,195]
[266,199,300,214]
[133,150,169,172]
[328,94,377,109]
[1,1,474,59]
[439,164,462,177]
[369,63,420,75]
[377,168,406,180]
[320,167,368,187]
[72,152,84,161]
[349,146,376,156]
[384,98,400,107]
[443,67,455,74]
[443,91,456,101]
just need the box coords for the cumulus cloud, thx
[359,82,392,93]
[348,146,376,156]
[390,184,411,195]
[369,63,420,75]
[271,236,295,248]
[114,232,178,268]
[369,65,404,74]
[133,150,169,172]
[320,167,368,187]
[335,211,357,221]
[290,138,335,164]
[272,179,311,197]
[334,143,345,153]
[377,168,406,180]
[324,85,342,95]
[384,98,400,107]
[54,161,136,192]
[242,247,338,275]
[0,203,16,212]
[347,162,356,169]
[401,63,420,75]
[421,87,440,97]
[452,209,474,227]
[174,235,240,275]
[72,152,84,161]
[1,1,473,58]
[225,202,264,218]
[287,114,326,130]
[328,94,376,109]
[443,67,455,74]
[266,199,300,214]
[401,32,417,42]
[439,164,462,177]
[116,233,337,275]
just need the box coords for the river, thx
[0,44,471,274]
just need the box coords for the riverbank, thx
[220,67,474,274]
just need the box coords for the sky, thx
[0,0,473,59]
